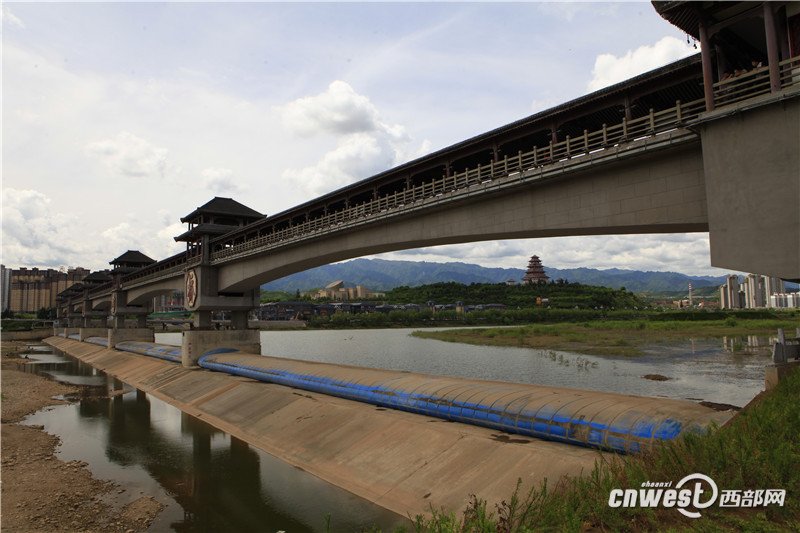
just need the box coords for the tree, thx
[37,307,56,320]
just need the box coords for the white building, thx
[722,273,794,309]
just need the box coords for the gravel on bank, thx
[1,342,164,532]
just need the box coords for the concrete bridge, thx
[47,1,800,518]
[56,2,798,360]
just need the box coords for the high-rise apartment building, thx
[720,275,741,309]
[7,267,90,313]
[1,265,11,312]
[721,273,794,309]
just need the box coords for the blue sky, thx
[2,2,726,276]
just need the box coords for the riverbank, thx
[1,341,163,532]
[412,318,799,356]
[414,368,800,532]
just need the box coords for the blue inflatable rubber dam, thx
[115,341,182,363]
[79,339,730,454]
[85,336,109,347]
[195,352,729,454]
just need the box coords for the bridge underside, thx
[219,140,707,293]
[126,278,184,306]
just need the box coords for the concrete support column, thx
[764,3,782,93]
[78,327,108,341]
[181,329,260,367]
[108,328,154,347]
[193,310,213,329]
[136,314,147,328]
[231,310,248,330]
[699,97,800,278]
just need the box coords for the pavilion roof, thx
[174,223,242,242]
[180,197,264,223]
[110,250,156,266]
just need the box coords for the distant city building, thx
[154,290,185,313]
[309,280,385,301]
[720,273,793,309]
[719,275,742,309]
[7,266,90,313]
[522,255,549,285]
[1,265,11,312]
[770,293,799,308]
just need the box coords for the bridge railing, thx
[210,96,709,262]
[713,55,800,107]
[119,253,194,288]
[780,55,800,90]
[87,281,114,299]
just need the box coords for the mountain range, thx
[261,258,732,294]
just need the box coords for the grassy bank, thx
[412,318,800,357]
[410,369,800,532]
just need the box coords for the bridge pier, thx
[181,329,261,367]
[181,265,260,367]
[78,327,108,341]
[699,87,800,279]
[82,313,107,329]
[108,327,155,346]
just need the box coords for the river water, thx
[21,348,406,532]
[21,328,774,531]
[157,328,773,407]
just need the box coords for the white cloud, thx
[279,81,424,196]
[2,188,86,266]
[85,131,171,180]
[588,36,695,92]
[100,220,182,261]
[1,6,25,29]
[279,80,382,137]
[530,98,560,114]
[1,187,185,270]
[285,133,395,196]
[201,168,244,196]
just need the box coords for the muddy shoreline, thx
[1,340,163,532]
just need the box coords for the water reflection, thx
[721,335,777,355]
[24,347,406,532]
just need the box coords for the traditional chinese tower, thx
[522,255,549,285]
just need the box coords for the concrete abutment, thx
[108,328,155,346]
[181,329,261,367]
[700,90,800,280]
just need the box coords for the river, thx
[21,349,407,532]
[157,328,772,407]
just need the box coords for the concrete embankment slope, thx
[43,337,730,518]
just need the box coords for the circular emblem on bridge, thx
[186,269,198,308]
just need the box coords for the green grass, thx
[410,370,800,531]
[412,318,800,357]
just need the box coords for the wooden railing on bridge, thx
[713,56,800,107]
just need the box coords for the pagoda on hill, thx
[522,255,549,285]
